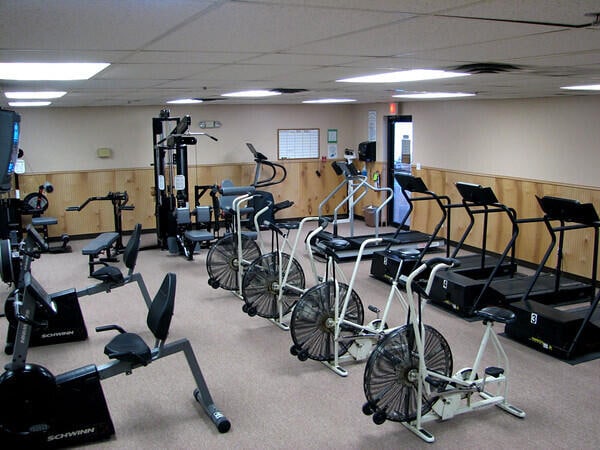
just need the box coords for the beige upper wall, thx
[401,95,600,188]
[11,96,600,188]
[15,103,369,173]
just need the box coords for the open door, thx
[386,115,413,227]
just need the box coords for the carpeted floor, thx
[1,223,599,449]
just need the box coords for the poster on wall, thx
[368,110,376,141]
[328,144,338,159]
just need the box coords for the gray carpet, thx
[1,224,599,449]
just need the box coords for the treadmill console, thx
[456,182,499,205]
[395,173,429,194]
[537,195,599,225]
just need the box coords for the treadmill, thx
[370,173,449,284]
[428,182,519,316]
[504,195,600,360]
[310,162,444,261]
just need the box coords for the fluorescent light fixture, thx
[5,91,66,99]
[8,101,52,107]
[560,84,600,91]
[0,62,109,80]
[393,92,476,99]
[337,69,469,83]
[302,98,357,104]
[167,98,203,104]
[221,90,281,98]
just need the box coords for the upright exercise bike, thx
[0,227,230,448]
[362,257,525,443]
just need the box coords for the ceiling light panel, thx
[8,101,52,107]
[222,90,282,98]
[5,91,66,99]
[167,98,204,104]
[302,98,357,104]
[0,63,109,80]
[393,92,476,99]
[338,69,469,83]
[561,84,600,91]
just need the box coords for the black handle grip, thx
[425,257,460,269]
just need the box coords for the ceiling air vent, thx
[451,63,522,74]
[271,88,308,94]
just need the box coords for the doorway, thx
[386,115,413,227]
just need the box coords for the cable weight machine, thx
[151,110,217,251]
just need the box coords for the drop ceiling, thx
[1,0,599,107]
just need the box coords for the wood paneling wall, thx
[15,159,370,237]
[410,167,600,280]
[15,162,598,280]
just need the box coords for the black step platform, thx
[487,272,594,305]
[428,256,520,316]
[426,182,520,317]
[505,297,600,360]
[503,195,600,360]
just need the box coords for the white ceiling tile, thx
[1,0,599,106]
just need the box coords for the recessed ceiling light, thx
[8,101,52,107]
[167,98,203,104]
[0,62,109,80]
[560,84,600,91]
[337,69,469,83]
[5,91,66,99]
[393,92,476,99]
[302,98,357,104]
[221,90,282,98]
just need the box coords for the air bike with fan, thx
[290,235,430,377]
[206,144,316,330]
[362,257,525,443]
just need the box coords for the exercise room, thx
[1,1,599,449]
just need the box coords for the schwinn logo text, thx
[41,330,75,338]
[47,427,96,441]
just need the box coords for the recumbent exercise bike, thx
[2,223,152,354]
[0,227,230,448]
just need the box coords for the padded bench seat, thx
[82,232,120,275]
[184,229,214,243]
[31,216,58,227]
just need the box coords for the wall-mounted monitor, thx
[0,109,21,192]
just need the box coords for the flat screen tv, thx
[0,109,21,192]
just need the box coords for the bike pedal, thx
[485,366,504,378]
[368,305,381,315]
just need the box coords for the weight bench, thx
[82,232,120,276]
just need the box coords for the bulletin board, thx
[278,128,320,159]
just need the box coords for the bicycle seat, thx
[476,306,515,324]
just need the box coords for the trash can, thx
[363,205,377,227]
